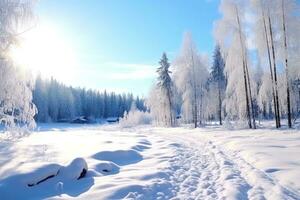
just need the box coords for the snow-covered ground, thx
[0,124,300,199]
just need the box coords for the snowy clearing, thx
[0,124,300,200]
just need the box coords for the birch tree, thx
[252,0,281,127]
[173,32,209,128]
[278,0,300,128]
[214,0,256,128]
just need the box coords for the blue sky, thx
[36,0,221,96]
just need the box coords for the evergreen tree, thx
[210,45,226,125]
[156,53,175,127]
[33,75,49,122]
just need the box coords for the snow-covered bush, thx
[119,110,152,128]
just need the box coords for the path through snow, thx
[151,128,299,200]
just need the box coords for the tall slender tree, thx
[236,5,252,128]
[211,45,226,125]
[156,53,175,127]
[268,11,282,128]
[215,0,256,128]
[280,0,292,128]
[173,32,208,128]
[252,0,280,128]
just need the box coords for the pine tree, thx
[211,45,226,125]
[33,74,49,122]
[156,53,175,126]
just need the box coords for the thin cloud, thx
[105,62,157,80]
[106,62,156,70]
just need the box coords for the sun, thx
[10,22,77,81]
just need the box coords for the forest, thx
[33,75,146,123]
[148,0,300,129]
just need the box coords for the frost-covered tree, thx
[173,32,209,128]
[253,61,264,119]
[214,0,256,128]
[251,0,281,127]
[278,0,300,128]
[252,0,300,127]
[209,45,226,125]
[155,53,175,127]
[147,86,161,125]
[258,72,273,119]
[0,0,37,130]
[120,101,152,128]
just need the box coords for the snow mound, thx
[59,157,88,180]
[0,163,61,188]
[9,158,88,187]
[92,149,143,166]
[0,157,91,199]
[94,161,120,175]
[26,164,61,187]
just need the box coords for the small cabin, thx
[71,116,88,124]
[71,116,96,124]
[106,117,119,123]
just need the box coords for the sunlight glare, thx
[10,22,78,81]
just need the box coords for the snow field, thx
[0,124,300,199]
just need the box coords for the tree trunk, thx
[199,91,203,125]
[167,89,173,127]
[190,46,198,128]
[268,14,281,128]
[193,88,198,128]
[236,6,252,128]
[261,3,279,128]
[217,52,223,125]
[281,0,292,128]
[218,86,222,125]
[245,61,256,129]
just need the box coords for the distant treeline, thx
[33,76,146,122]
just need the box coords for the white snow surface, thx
[0,123,300,200]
